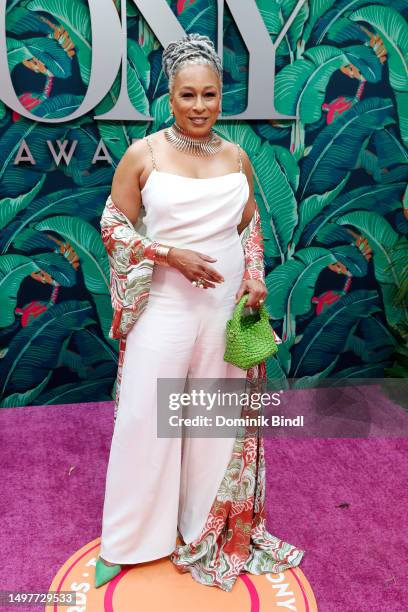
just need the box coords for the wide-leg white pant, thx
[100,258,247,564]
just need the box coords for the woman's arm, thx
[110,142,144,226]
[237,148,255,236]
[108,140,171,265]
[237,148,266,284]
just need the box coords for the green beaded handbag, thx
[224,294,279,369]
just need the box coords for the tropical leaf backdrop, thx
[0,0,407,407]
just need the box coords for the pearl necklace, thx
[164,121,222,156]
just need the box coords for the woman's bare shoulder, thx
[220,138,249,158]
[225,139,251,174]
[148,128,167,140]
[124,130,167,162]
[119,133,161,177]
[123,137,149,166]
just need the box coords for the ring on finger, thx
[192,277,206,288]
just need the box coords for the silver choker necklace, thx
[165,121,222,156]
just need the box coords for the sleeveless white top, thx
[139,136,250,309]
[140,137,249,253]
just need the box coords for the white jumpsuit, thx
[99,139,250,564]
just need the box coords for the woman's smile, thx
[189,117,208,125]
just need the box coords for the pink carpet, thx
[0,400,407,611]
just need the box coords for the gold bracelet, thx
[153,243,171,266]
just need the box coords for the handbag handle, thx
[233,294,269,325]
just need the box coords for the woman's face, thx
[169,63,221,134]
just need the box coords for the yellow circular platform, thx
[46,538,317,611]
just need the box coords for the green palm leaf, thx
[292,358,341,387]
[92,293,118,348]
[331,364,386,378]
[291,290,381,376]
[265,247,338,344]
[1,372,52,408]
[357,315,398,360]
[302,0,335,44]
[336,211,403,283]
[1,186,110,254]
[0,176,45,231]
[274,341,293,377]
[257,0,309,56]
[299,97,395,199]
[251,142,299,260]
[280,0,310,51]
[373,128,408,170]
[31,251,76,285]
[32,216,109,294]
[311,0,408,45]
[26,0,92,84]
[342,44,383,82]
[72,328,117,365]
[349,6,408,147]
[265,353,289,390]
[335,211,408,325]
[7,36,71,76]
[276,45,352,123]
[223,46,247,81]
[301,182,406,246]
[212,120,262,155]
[0,300,95,397]
[177,0,216,39]
[127,38,151,91]
[35,379,114,404]
[222,82,248,115]
[0,254,40,328]
[291,175,349,251]
[150,93,172,133]
[33,93,85,119]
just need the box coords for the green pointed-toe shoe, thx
[94,557,122,588]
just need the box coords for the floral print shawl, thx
[99,194,304,592]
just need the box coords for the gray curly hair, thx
[162,33,222,93]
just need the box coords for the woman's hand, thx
[235,279,267,308]
[167,247,224,288]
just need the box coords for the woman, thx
[96,33,305,592]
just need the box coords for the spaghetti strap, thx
[237,144,243,173]
[146,136,157,171]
